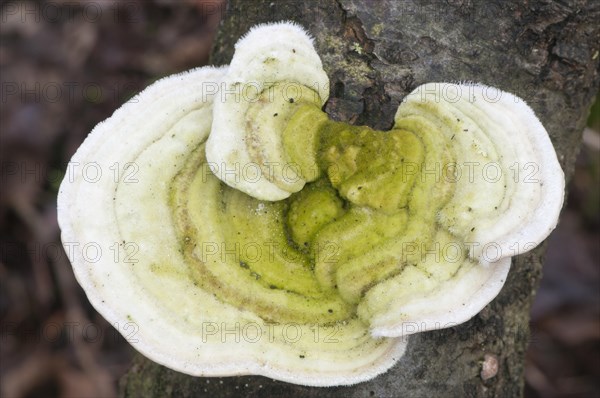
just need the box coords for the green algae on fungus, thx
[58,22,564,386]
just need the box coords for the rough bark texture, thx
[120,0,599,396]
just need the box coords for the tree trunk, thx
[120,0,599,396]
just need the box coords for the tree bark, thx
[120,0,599,396]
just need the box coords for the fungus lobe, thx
[58,22,564,386]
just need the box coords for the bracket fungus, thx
[58,22,565,386]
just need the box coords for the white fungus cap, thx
[206,22,330,200]
[58,22,565,387]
